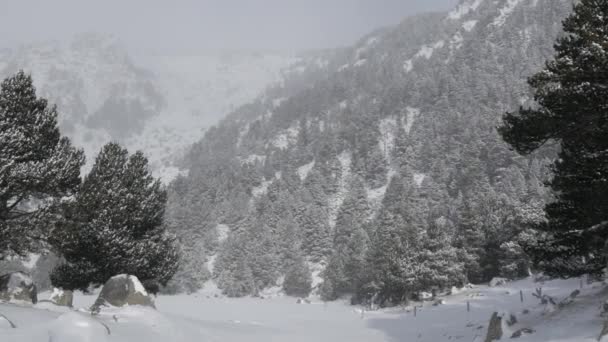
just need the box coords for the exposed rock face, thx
[91,275,155,312]
[484,312,503,342]
[50,288,74,307]
[0,272,37,304]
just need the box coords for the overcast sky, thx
[1,0,457,52]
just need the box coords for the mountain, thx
[166,0,574,296]
[0,33,295,181]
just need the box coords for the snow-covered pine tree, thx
[50,143,178,291]
[0,71,85,259]
[282,254,312,298]
[499,0,608,277]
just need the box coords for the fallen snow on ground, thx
[1,277,607,341]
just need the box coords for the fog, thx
[1,0,457,52]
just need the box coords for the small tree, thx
[51,143,178,291]
[0,71,85,259]
[283,255,312,297]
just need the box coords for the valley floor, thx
[0,277,606,341]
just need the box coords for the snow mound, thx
[48,312,110,342]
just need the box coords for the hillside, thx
[166,0,574,296]
[0,34,295,181]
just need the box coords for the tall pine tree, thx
[0,71,85,259]
[499,0,608,277]
[51,143,178,290]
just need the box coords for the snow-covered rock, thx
[50,288,73,307]
[489,277,508,287]
[91,275,155,312]
[0,272,37,304]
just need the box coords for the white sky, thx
[1,0,457,52]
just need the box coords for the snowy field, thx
[0,277,606,341]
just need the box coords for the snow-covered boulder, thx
[0,272,37,304]
[489,277,508,287]
[91,275,155,312]
[48,312,110,342]
[50,288,73,307]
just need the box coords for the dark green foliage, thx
[283,255,312,297]
[0,71,85,259]
[51,143,179,291]
[499,0,608,277]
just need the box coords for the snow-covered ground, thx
[0,277,606,341]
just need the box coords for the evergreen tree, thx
[283,254,312,297]
[0,71,85,259]
[499,0,608,277]
[51,143,178,290]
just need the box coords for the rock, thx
[506,313,517,326]
[296,298,311,304]
[433,299,445,306]
[511,328,534,339]
[50,288,73,307]
[91,274,155,312]
[0,272,37,304]
[489,277,508,287]
[599,319,608,341]
[484,312,503,342]
[522,309,530,315]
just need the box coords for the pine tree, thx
[282,254,312,297]
[51,143,179,291]
[0,71,85,259]
[499,0,608,277]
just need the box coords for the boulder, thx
[484,312,503,342]
[511,328,534,339]
[91,275,155,312]
[0,272,37,304]
[50,288,74,307]
[489,277,508,287]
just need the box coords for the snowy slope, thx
[1,277,606,341]
[0,34,295,181]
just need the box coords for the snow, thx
[403,59,413,73]
[353,59,367,67]
[415,41,444,60]
[447,0,485,20]
[462,20,478,32]
[297,161,315,181]
[271,125,299,149]
[327,151,352,228]
[339,100,348,109]
[2,276,605,341]
[450,32,465,50]
[378,117,397,162]
[404,107,420,134]
[240,154,266,165]
[129,276,148,296]
[252,179,273,198]
[367,168,397,219]
[216,224,230,243]
[413,173,426,187]
[21,253,40,270]
[493,0,524,27]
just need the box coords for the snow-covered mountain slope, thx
[166,0,572,294]
[0,276,605,341]
[0,33,295,181]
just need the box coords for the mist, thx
[1,0,457,52]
